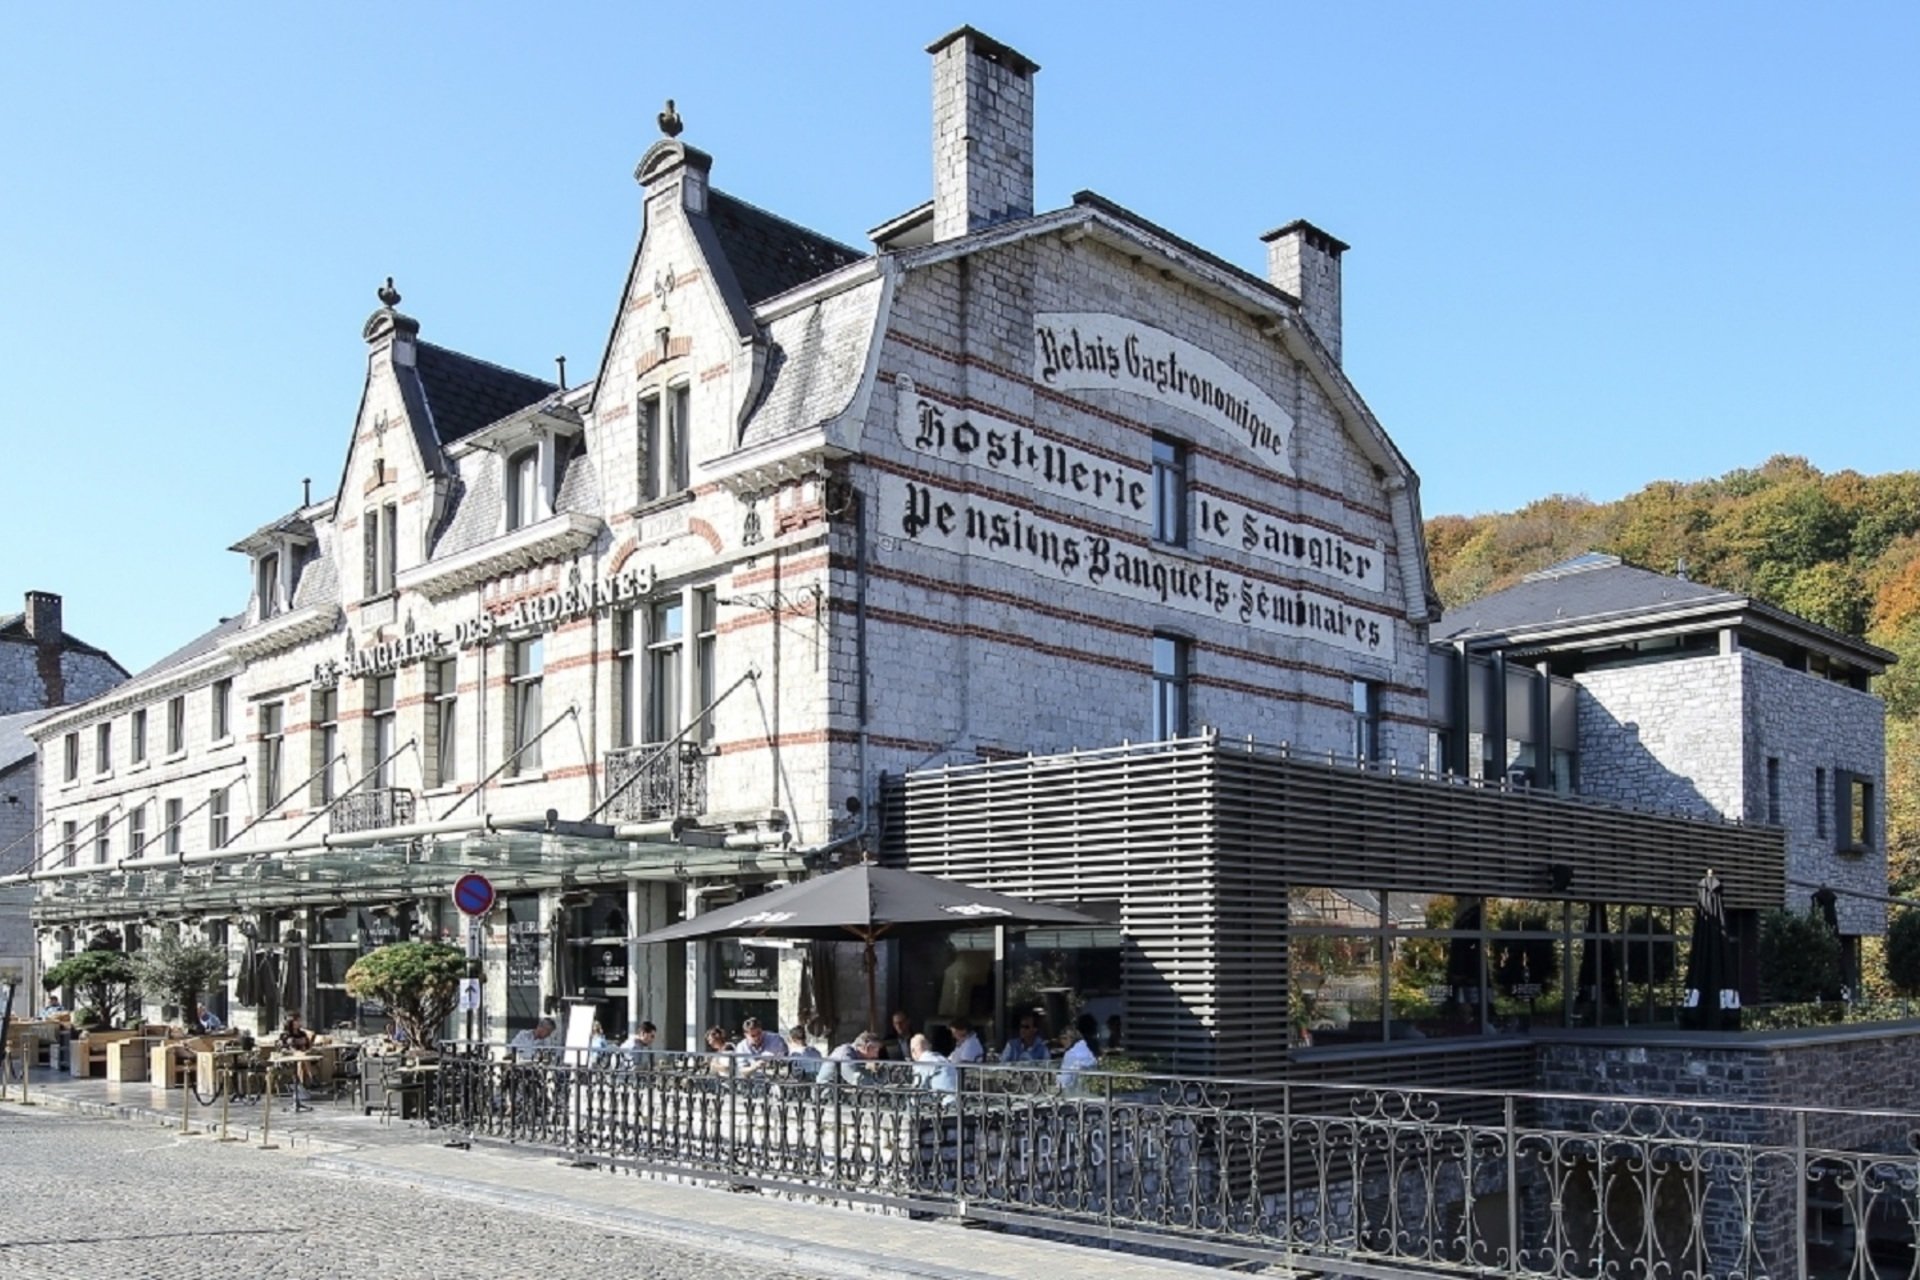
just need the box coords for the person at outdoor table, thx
[39,994,64,1016]
[276,1013,317,1105]
[946,1018,984,1066]
[787,1025,822,1061]
[999,1016,1050,1065]
[623,1020,658,1068]
[1057,1013,1100,1093]
[736,1016,787,1074]
[705,1026,736,1077]
[818,1031,882,1085]
[195,1003,222,1033]
[509,1016,561,1061]
[886,1010,914,1061]
[908,1033,958,1097]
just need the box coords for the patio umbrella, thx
[631,862,1099,1032]
[1682,869,1740,1030]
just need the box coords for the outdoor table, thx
[270,1052,323,1107]
[105,1036,153,1083]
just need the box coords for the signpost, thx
[452,874,494,1045]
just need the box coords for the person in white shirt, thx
[509,1017,560,1061]
[1057,1014,1100,1093]
[946,1018,985,1067]
[909,1033,958,1097]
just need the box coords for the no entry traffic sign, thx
[453,873,496,917]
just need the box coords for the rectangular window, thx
[311,688,338,804]
[510,638,544,774]
[127,804,146,859]
[259,702,285,812]
[1151,634,1189,740]
[1816,767,1828,838]
[164,798,183,858]
[131,708,147,765]
[1841,773,1876,852]
[212,678,233,741]
[208,787,229,850]
[61,820,77,869]
[693,587,717,745]
[639,395,663,502]
[1151,436,1187,546]
[428,659,459,788]
[95,722,111,775]
[1765,755,1780,825]
[93,815,110,865]
[167,696,185,755]
[258,551,281,619]
[63,732,78,783]
[363,505,398,596]
[613,610,638,748]
[667,383,691,492]
[646,599,683,743]
[1352,679,1381,763]
[368,675,397,789]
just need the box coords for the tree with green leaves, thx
[1759,907,1843,1004]
[44,950,139,1027]
[344,942,465,1052]
[128,934,228,1024]
[1885,911,1920,997]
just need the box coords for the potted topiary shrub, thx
[344,941,465,1056]
[44,951,138,1029]
[128,934,227,1030]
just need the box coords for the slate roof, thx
[415,343,558,447]
[741,274,887,450]
[708,190,866,307]
[130,614,245,682]
[1435,555,1735,641]
[0,613,117,662]
[0,708,47,775]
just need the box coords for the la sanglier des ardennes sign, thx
[312,563,655,688]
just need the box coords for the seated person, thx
[704,1026,736,1077]
[885,1011,914,1062]
[39,994,65,1017]
[275,1013,318,1105]
[909,1033,958,1098]
[623,1021,658,1070]
[195,1003,223,1033]
[947,1018,985,1066]
[817,1031,882,1085]
[507,1016,561,1062]
[999,1016,1051,1065]
[786,1025,823,1061]
[1057,1014,1100,1093]
[736,1017,787,1074]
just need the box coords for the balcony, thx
[603,742,707,823]
[331,788,418,835]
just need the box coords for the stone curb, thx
[9,1087,354,1153]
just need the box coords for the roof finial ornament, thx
[658,99,683,138]
[377,276,402,309]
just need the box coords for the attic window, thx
[507,446,541,531]
[257,551,282,620]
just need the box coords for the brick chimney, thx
[929,27,1039,241]
[23,591,61,646]
[1261,221,1349,365]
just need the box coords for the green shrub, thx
[345,942,465,1050]
[44,951,138,1026]
[1759,908,1842,1003]
[129,935,227,1022]
[1886,911,1920,996]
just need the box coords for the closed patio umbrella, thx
[1682,869,1740,1030]
[631,862,1098,1033]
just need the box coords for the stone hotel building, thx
[16,29,1889,1081]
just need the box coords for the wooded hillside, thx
[1425,455,1919,896]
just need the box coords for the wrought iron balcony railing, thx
[330,787,417,835]
[603,742,707,823]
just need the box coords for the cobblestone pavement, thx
[0,1108,839,1280]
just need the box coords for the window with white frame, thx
[368,675,397,789]
[208,786,229,849]
[259,702,285,812]
[510,638,544,775]
[1151,634,1189,740]
[428,658,458,788]
[166,696,185,755]
[164,798,184,858]
[212,678,233,741]
[61,820,77,869]
[646,599,683,743]
[131,708,147,765]
[613,609,638,748]
[126,803,146,859]
[93,815,110,865]
[63,732,78,783]
[506,446,541,531]
[257,551,281,619]
[693,588,717,746]
[95,722,111,775]
[363,503,398,597]
[311,688,338,804]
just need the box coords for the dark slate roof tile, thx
[415,343,557,447]
[707,190,866,307]
[1435,554,1738,640]
[131,614,245,682]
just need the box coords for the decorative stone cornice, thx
[221,604,341,662]
[400,512,604,600]
[704,438,842,498]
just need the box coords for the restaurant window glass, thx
[510,639,543,774]
[367,676,397,789]
[560,893,630,1042]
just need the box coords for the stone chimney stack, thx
[1262,221,1349,365]
[23,591,61,647]
[929,27,1039,242]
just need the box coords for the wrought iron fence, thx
[330,788,416,834]
[602,743,707,822]
[429,1045,1920,1278]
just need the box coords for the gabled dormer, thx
[231,511,317,624]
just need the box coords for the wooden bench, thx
[71,1030,139,1079]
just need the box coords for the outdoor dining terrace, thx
[430,1040,1920,1280]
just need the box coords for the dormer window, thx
[257,550,282,619]
[363,502,398,598]
[506,446,541,531]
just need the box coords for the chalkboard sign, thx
[507,921,543,986]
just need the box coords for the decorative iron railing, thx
[330,788,417,834]
[431,1045,1920,1279]
[602,743,707,822]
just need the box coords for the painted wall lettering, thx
[1033,313,1294,473]
[879,472,1390,657]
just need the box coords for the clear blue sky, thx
[3,4,1915,672]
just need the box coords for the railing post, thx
[1795,1109,1809,1280]
[1505,1093,1519,1277]
[1104,1071,1115,1236]
[1281,1082,1293,1263]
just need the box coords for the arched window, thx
[507,447,540,531]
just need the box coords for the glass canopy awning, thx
[30,831,802,925]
